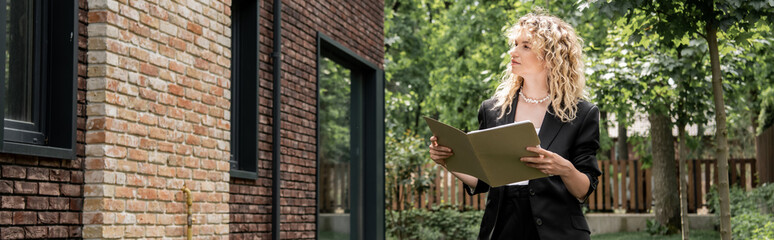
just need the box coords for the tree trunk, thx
[649,112,681,233]
[617,117,628,160]
[678,124,690,239]
[706,22,732,240]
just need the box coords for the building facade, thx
[0,0,384,239]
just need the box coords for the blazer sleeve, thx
[572,104,603,202]
[464,101,491,195]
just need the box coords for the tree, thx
[584,0,774,238]
[589,26,682,232]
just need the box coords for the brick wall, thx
[84,0,231,239]
[0,0,89,239]
[228,0,384,239]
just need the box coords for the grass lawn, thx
[591,230,719,240]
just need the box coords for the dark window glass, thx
[1,0,77,158]
[4,0,35,122]
[229,0,258,178]
[319,56,352,240]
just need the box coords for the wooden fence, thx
[389,159,757,213]
[320,162,350,213]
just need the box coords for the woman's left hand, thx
[521,146,574,177]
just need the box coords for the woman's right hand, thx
[429,135,454,167]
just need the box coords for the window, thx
[318,56,353,239]
[0,0,77,158]
[316,33,385,240]
[229,0,259,179]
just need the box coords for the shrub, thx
[386,205,483,240]
[645,219,669,235]
[707,183,774,240]
[751,221,774,240]
[731,212,773,240]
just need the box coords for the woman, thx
[428,12,601,240]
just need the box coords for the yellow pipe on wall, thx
[182,185,193,240]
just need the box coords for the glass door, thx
[318,56,357,240]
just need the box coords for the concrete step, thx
[586,213,716,235]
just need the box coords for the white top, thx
[507,127,540,186]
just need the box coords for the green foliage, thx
[597,120,614,161]
[751,221,774,240]
[386,205,483,240]
[385,130,435,210]
[707,183,774,239]
[385,0,774,236]
[627,134,652,168]
[730,212,773,240]
[645,219,669,236]
[319,58,351,164]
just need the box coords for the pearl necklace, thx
[519,91,550,104]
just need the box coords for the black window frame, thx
[316,33,385,240]
[229,0,260,179]
[0,0,77,159]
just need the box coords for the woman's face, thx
[509,33,545,76]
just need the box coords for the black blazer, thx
[464,97,602,240]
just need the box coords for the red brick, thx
[13,181,38,195]
[61,184,81,197]
[24,226,47,239]
[49,197,70,210]
[187,22,203,35]
[140,138,157,150]
[13,211,36,225]
[69,226,81,238]
[194,57,209,70]
[138,213,157,224]
[158,142,175,153]
[128,149,149,161]
[165,202,184,213]
[70,198,83,211]
[140,88,158,100]
[1,227,24,239]
[39,158,61,167]
[61,212,81,224]
[2,165,26,179]
[0,180,12,193]
[26,167,49,180]
[127,174,145,186]
[159,45,176,58]
[88,11,107,23]
[50,169,72,182]
[39,182,60,196]
[0,211,12,224]
[169,38,187,50]
[140,63,159,77]
[71,171,84,183]
[38,212,59,224]
[48,226,69,238]
[2,196,25,209]
[138,188,158,200]
[168,84,184,96]
[26,196,49,210]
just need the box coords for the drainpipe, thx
[272,0,282,239]
[182,185,193,240]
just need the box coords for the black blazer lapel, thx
[500,96,519,126]
[506,93,564,149]
[538,104,565,150]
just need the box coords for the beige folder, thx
[424,116,548,187]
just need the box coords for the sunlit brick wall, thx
[84,0,231,238]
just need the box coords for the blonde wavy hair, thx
[491,12,586,123]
